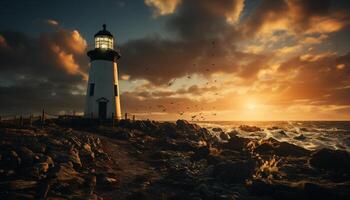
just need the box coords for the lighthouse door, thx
[98,102,107,120]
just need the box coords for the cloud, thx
[44,19,59,26]
[274,51,350,106]
[241,0,350,37]
[121,0,269,85]
[0,28,88,115]
[145,0,182,16]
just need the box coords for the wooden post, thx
[19,115,23,127]
[73,110,76,116]
[111,112,115,127]
[41,109,45,126]
[29,114,32,126]
[132,115,135,122]
[124,113,128,120]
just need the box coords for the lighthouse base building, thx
[84,24,122,120]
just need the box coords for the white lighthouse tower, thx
[84,24,121,119]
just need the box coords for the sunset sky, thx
[1,0,350,121]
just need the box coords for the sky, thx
[0,0,350,121]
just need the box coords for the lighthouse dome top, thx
[94,24,113,37]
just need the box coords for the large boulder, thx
[255,138,310,157]
[176,120,201,132]
[219,132,230,141]
[53,163,83,182]
[158,122,177,138]
[222,135,250,151]
[239,125,262,132]
[309,148,350,172]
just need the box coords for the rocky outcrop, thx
[1,119,349,200]
[310,148,350,172]
[0,125,113,199]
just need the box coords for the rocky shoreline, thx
[0,119,349,199]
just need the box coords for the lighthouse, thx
[84,24,121,119]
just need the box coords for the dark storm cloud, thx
[120,0,270,85]
[121,0,350,85]
[0,29,88,115]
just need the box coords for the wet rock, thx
[255,138,310,157]
[219,132,230,140]
[212,127,223,132]
[309,148,350,172]
[239,125,262,132]
[227,130,239,138]
[267,126,280,130]
[176,120,201,132]
[294,134,306,140]
[277,130,287,136]
[222,135,250,151]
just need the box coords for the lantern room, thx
[94,24,114,50]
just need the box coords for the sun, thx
[246,102,257,111]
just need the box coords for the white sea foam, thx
[194,121,350,152]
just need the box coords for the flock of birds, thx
[135,41,220,121]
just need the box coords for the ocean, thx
[195,121,350,152]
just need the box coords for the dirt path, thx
[87,133,160,199]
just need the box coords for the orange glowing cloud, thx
[50,44,87,79]
[63,30,87,54]
[145,0,182,16]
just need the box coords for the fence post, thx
[19,115,23,127]
[41,109,45,126]
[132,115,135,122]
[111,112,115,128]
[29,114,32,126]
[124,113,128,120]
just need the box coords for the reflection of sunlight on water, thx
[196,121,350,152]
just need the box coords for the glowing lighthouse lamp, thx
[84,24,122,119]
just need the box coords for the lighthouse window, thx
[114,85,118,96]
[89,83,95,96]
[95,36,114,49]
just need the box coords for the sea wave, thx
[195,121,350,152]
